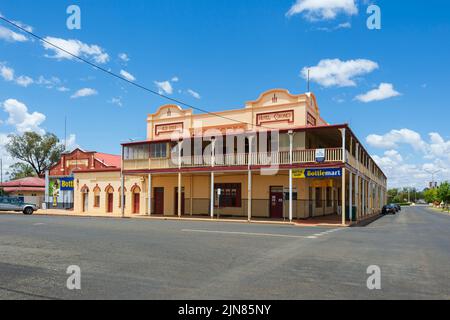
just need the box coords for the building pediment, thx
[150,104,192,120]
[245,89,305,109]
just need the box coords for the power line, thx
[0,16,279,131]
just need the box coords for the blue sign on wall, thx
[304,168,342,178]
[60,177,74,191]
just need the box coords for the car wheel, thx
[23,207,34,215]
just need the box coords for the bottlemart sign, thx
[293,168,342,179]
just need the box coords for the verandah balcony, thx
[123,148,343,171]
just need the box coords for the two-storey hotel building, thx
[73,89,387,225]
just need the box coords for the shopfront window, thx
[326,187,332,207]
[214,183,241,207]
[315,187,323,208]
[150,143,167,159]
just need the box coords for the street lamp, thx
[425,169,441,188]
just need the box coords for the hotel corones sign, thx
[155,122,184,136]
[256,110,294,126]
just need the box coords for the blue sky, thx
[0,0,449,188]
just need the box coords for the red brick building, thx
[49,148,121,177]
[46,148,121,209]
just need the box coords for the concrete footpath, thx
[29,208,383,227]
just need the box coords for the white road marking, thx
[33,223,45,226]
[182,229,309,239]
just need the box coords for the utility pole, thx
[425,169,440,189]
[64,116,67,152]
[0,158,3,195]
[307,69,310,92]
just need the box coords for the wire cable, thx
[0,16,280,131]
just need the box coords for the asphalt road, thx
[0,205,449,300]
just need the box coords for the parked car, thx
[382,204,397,215]
[0,197,38,215]
[394,204,401,212]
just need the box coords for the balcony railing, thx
[123,148,343,170]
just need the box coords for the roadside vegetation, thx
[423,182,450,212]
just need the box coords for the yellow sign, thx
[292,169,306,179]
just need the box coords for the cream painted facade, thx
[74,89,387,224]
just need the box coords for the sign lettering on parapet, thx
[293,168,342,179]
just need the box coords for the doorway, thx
[133,193,140,214]
[154,187,164,215]
[174,187,185,215]
[106,186,114,213]
[270,186,283,218]
[82,192,88,212]
[107,193,114,213]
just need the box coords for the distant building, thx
[0,177,45,207]
[46,148,121,209]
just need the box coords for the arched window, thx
[93,185,101,208]
[81,185,89,212]
[131,184,141,214]
[105,185,114,213]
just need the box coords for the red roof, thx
[0,177,45,188]
[94,153,122,168]
[3,187,44,193]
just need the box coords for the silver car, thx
[0,197,38,215]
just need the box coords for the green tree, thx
[437,182,450,211]
[6,163,37,180]
[6,132,64,176]
[423,188,438,204]
[387,188,398,203]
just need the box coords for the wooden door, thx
[133,193,140,214]
[270,186,284,218]
[107,193,113,213]
[154,187,164,215]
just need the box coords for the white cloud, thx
[0,133,15,176]
[286,0,358,20]
[120,69,136,82]
[171,76,179,82]
[42,37,109,64]
[368,129,450,188]
[62,134,78,151]
[336,22,351,29]
[71,88,98,99]
[366,128,428,152]
[2,99,46,134]
[154,80,174,95]
[36,76,61,89]
[109,97,123,107]
[118,53,129,62]
[187,89,201,99]
[57,86,70,92]
[301,58,378,87]
[0,25,28,42]
[15,75,34,87]
[355,83,401,103]
[0,63,34,87]
[0,64,15,81]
